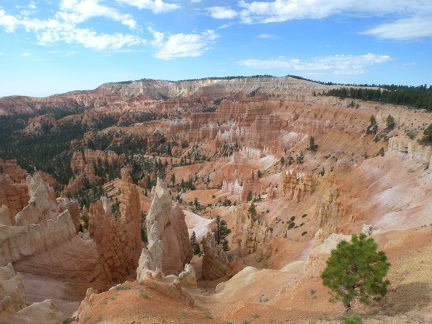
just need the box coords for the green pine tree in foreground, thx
[321,234,390,313]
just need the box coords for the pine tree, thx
[190,231,197,246]
[421,124,432,144]
[321,234,390,313]
[212,215,231,251]
[246,190,253,202]
[248,202,257,219]
[193,242,201,255]
[386,115,395,130]
[190,231,201,255]
[308,136,318,151]
[366,115,378,134]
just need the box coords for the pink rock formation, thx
[279,169,318,202]
[87,172,143,283]
[201,232,229,280]
[0,160,29,225]
[65,149,127,195]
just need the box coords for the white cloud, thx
[363,16,432,40]
[149,28,219,59]
[116,0,180,14]
[0,9,20,32]
[0,1,144,51]
[207,6,237,19]
[239,53,392,75]
[19,1,38,16]
[58,0,137,28]
[237,0,428,23]
[233,0,432,40]
[21,52,31,56]
[257,33,276,39]
[39,27,144,50]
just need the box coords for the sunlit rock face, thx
[137,178,192,280]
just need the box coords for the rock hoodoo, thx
[233,208,274,262]
[137,178,192,280]
[201,232,229,280]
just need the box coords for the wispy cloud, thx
[58,0,137,29]
[17,1,38,16]
[207,6,237,19]
[0,1,145,51]
[362,16,432,41]
[257,33,276,39]
[207,0,432,41]
[239,53,392,75]
[149,28,219,59]
[39,27,144,50]
[237,0,426,23]
[116,0,180,14]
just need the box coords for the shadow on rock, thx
[381,282,431,315]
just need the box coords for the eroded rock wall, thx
[87,172,143,283]
[279,169,318,202]
[233,208,273,262]
[0,174,77,266]
[201,232,229,280]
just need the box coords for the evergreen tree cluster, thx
[325,85,432,110]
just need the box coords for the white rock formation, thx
[137,178,192,280]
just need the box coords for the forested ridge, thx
[325,85,432,110]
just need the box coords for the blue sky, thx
[0,0,431,97]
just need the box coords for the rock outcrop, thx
[0,174,77,266]
[178,263,198,288]
[15,174,59,226]
[201,232,229,280]
[279,169,318,202]
[0,168,143,288]
[388,135,432,167]
[0,263,26,317]
[137,178,192,280]
[314,187,347,243]
[233,208,273,262]
[86,170,143,283]
[0,160,29,225]
[64,149,127,196]
[0,263,64,324]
